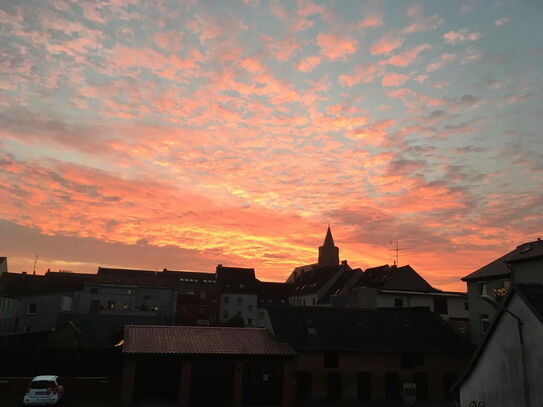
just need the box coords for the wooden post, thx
[233,360,244,407]
[179,360,192,407]
[283,360,293,407]
[120,358,136,407]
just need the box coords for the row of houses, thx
[1,230,542,406]
[0,228,470,345]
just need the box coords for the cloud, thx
[338,63,383,87]
[381,72,409,87]
[370,34,404,55]
[444,29,481,45]
[296,55,322,72]
[381,44,431,66]
[494,17,510,26]
[426,53,456,72]
[359,13,383,28]
[403,5,443,33]
[316,32,357,60]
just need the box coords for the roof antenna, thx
[33,255,39,276]
[389,241,410,266]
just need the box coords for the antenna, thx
[33,255,39,275]
[389,241,410,266]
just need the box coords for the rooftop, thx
[462,239,543,282]
[123,325,296,356]
[266,306,470,353]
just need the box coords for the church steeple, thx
[318,226,339,267]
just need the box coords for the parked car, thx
[23,375,64,406]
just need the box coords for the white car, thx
[23,375,64,406]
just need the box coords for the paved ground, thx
[1,378,458,407]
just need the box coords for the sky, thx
[0,0,542,291]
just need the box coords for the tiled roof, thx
[0,271,92,296]
[317,267,360,304]
[355,264,438,292]
[123,325,296,356]
[266,306,470,353]
[461,240,543,282]
[291,264,349,295]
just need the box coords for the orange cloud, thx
[317,32,357,61]
[370,34,404,55]
[381,44,431,66]
[381,72,410,87]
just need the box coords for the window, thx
[236,310,242,317]
[90,288,98,294]
[199,291,206,299]
[303,298,306,306]
[240,284,244,289]
[123,302,132,311]
[248,305,253,312]
[247,318,253,325]
[237,297,243,305]
[433,298,448,314]
[151,305,160,311]
[324,351,339,368]
[211,296,217,303]
[25,325,32,332]
[107,301,116,310]
[127,289,134,295]
[326,372,342,402]
[223,311,229,319]
[357,372,371,401]
[312,298,316,306]
[27,303,37,314]
[480,283,487,296]
[295,372,312,403]
[481,314,489,335]
[394,298,404,307]
[464,302,469,311]
[385,372,401,401]
[224,296,229,304]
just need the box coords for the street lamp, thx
[480,294,530,407]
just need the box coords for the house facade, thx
[457,284,543,407]
[462,239,543,344]
[265,306,472,404]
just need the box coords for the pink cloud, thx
[338,63,383,87]
[381,72,409,87]
[444,29,481,45]
[381,44,431,66]
[317,33,358,60]
[359,13,383,28]
[296,55,322,72]
[426,53,456,72]
[403,4,443,33]
[370,34,404,55]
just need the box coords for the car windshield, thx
[30,380,55,389]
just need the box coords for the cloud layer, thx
[0,0,542,291]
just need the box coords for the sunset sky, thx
[1,0,542,291]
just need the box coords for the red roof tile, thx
[123,325,296,356]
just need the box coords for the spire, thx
[318,226,339,267]
[323,225,335,247]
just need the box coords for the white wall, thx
[459,293,543,406]
[220,293,258,326]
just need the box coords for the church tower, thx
[318,226,340,267]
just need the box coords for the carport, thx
[120,325,296,407]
